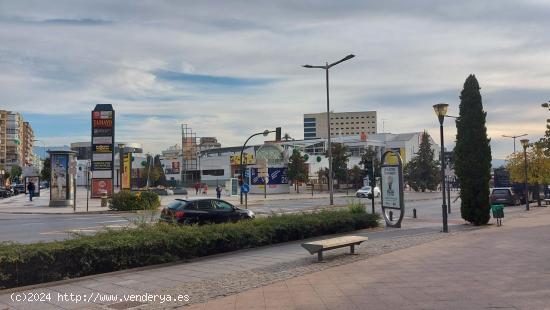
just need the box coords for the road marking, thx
[98,220,128,223]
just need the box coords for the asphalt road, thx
[0,195,476,243]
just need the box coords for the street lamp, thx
[433,103,449,233]
[303,54,355,205]
[239,129,274,205]
[502,134,527,154]
[520,138,529,211]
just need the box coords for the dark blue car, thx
[160,198,255,225]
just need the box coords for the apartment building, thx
[0,110,34,170]
[303,111,377,140]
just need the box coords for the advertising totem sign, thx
[380,149,405,228]
[49,150,77,207]
[122,153,131,190]
[91,104,115,198]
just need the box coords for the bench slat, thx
[301,235,368,255]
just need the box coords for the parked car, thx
[160,198,255,225]
[12,184,25,195]
[490,187,519,206]
[356,186,380,198]
[172,187,188,195]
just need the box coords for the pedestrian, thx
[216,185,222,199]
[27,181,35,202]
[194,181,200,195]
[203,183,208,195]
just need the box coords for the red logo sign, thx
[91,179,112,198]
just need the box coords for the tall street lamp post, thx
[502,134,527,154]
[433,103,449,233]
[520,138,529,211]
[303,54,355,205]
[240,129,274,205]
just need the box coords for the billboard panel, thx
[51,153,68,201]
[122,153,131,189]
[381,165,400,208]
[91,104,114,198]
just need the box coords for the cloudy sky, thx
[1,0,549,159]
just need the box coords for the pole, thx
[440,123,448,233]
[86,163,90,212]
[524,147,529,211]
[264,179,267,199]
[447,176,451,213]
[513,137,516,154]
[371,160,375,214]
[325,65,334,205]
[119,144,124,190]
[146,155,152,190]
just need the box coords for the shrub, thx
[0,210,379,289]
[109,190,160,211]
[347,199,366,214]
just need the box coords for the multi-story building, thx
[303,111,377,140]
[22,122,34,166]
[0,110,34,170]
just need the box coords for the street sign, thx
[241,183,250,194]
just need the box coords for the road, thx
[0,194,480,243]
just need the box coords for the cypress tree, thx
[454,75,492,225]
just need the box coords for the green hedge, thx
[109,190,160,211]
[0,210,379,289]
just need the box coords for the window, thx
[203,169,224,176]
[304,122,316,128]
[304,117,316,122]
[185,201,198,210]
[213,200,234,211]
[197,200,213,210]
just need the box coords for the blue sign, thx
[241,183,250,193]
[251,167,288,185]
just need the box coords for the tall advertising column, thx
[49,150,77,207]
[91,104,115,198]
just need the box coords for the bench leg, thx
[350,244,355,254]
[317,251,323,262]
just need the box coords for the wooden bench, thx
[301,235,368,262]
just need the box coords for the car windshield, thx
[166,201,182,210]
[492,189,510,197]
[361,186,371,191]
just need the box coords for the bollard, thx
[389,211,393,221]
[413,208,417,218]
[101,194,108,207]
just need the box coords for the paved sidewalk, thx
[187,207,550,310]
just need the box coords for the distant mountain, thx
[492,159,506,169]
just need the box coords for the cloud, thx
[0,0,549,159]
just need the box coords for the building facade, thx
[303,111,377,140]
[0,110,34,170]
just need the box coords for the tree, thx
[359,146,380,181]
[10,165,22,182]
[326,143,350,188]
[506,145,550,205]
[454,75,492,225]
[317,168,329,184]
[41,158,51,182]
[404,131,439,192]
[348,165,365,189]
[287,149,308,192]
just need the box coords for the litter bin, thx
[100,190,108,207]
[491,204,504,227]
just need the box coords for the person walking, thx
[216,185,222,199]
[27,181,35,202]
[203,183,208,195]
[194,181,201,195]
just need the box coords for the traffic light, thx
[275,127,281,141]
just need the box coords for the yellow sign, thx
[122,153,131,189]
[385,148,406,165]
[230,153,255,165]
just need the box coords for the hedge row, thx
[109,190,160,211]
[0,210,379,289]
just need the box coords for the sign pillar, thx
[380,150,405,228]
[49,150,77,207]
[91,104,115,198]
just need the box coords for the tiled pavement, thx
[187,207,550,310]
